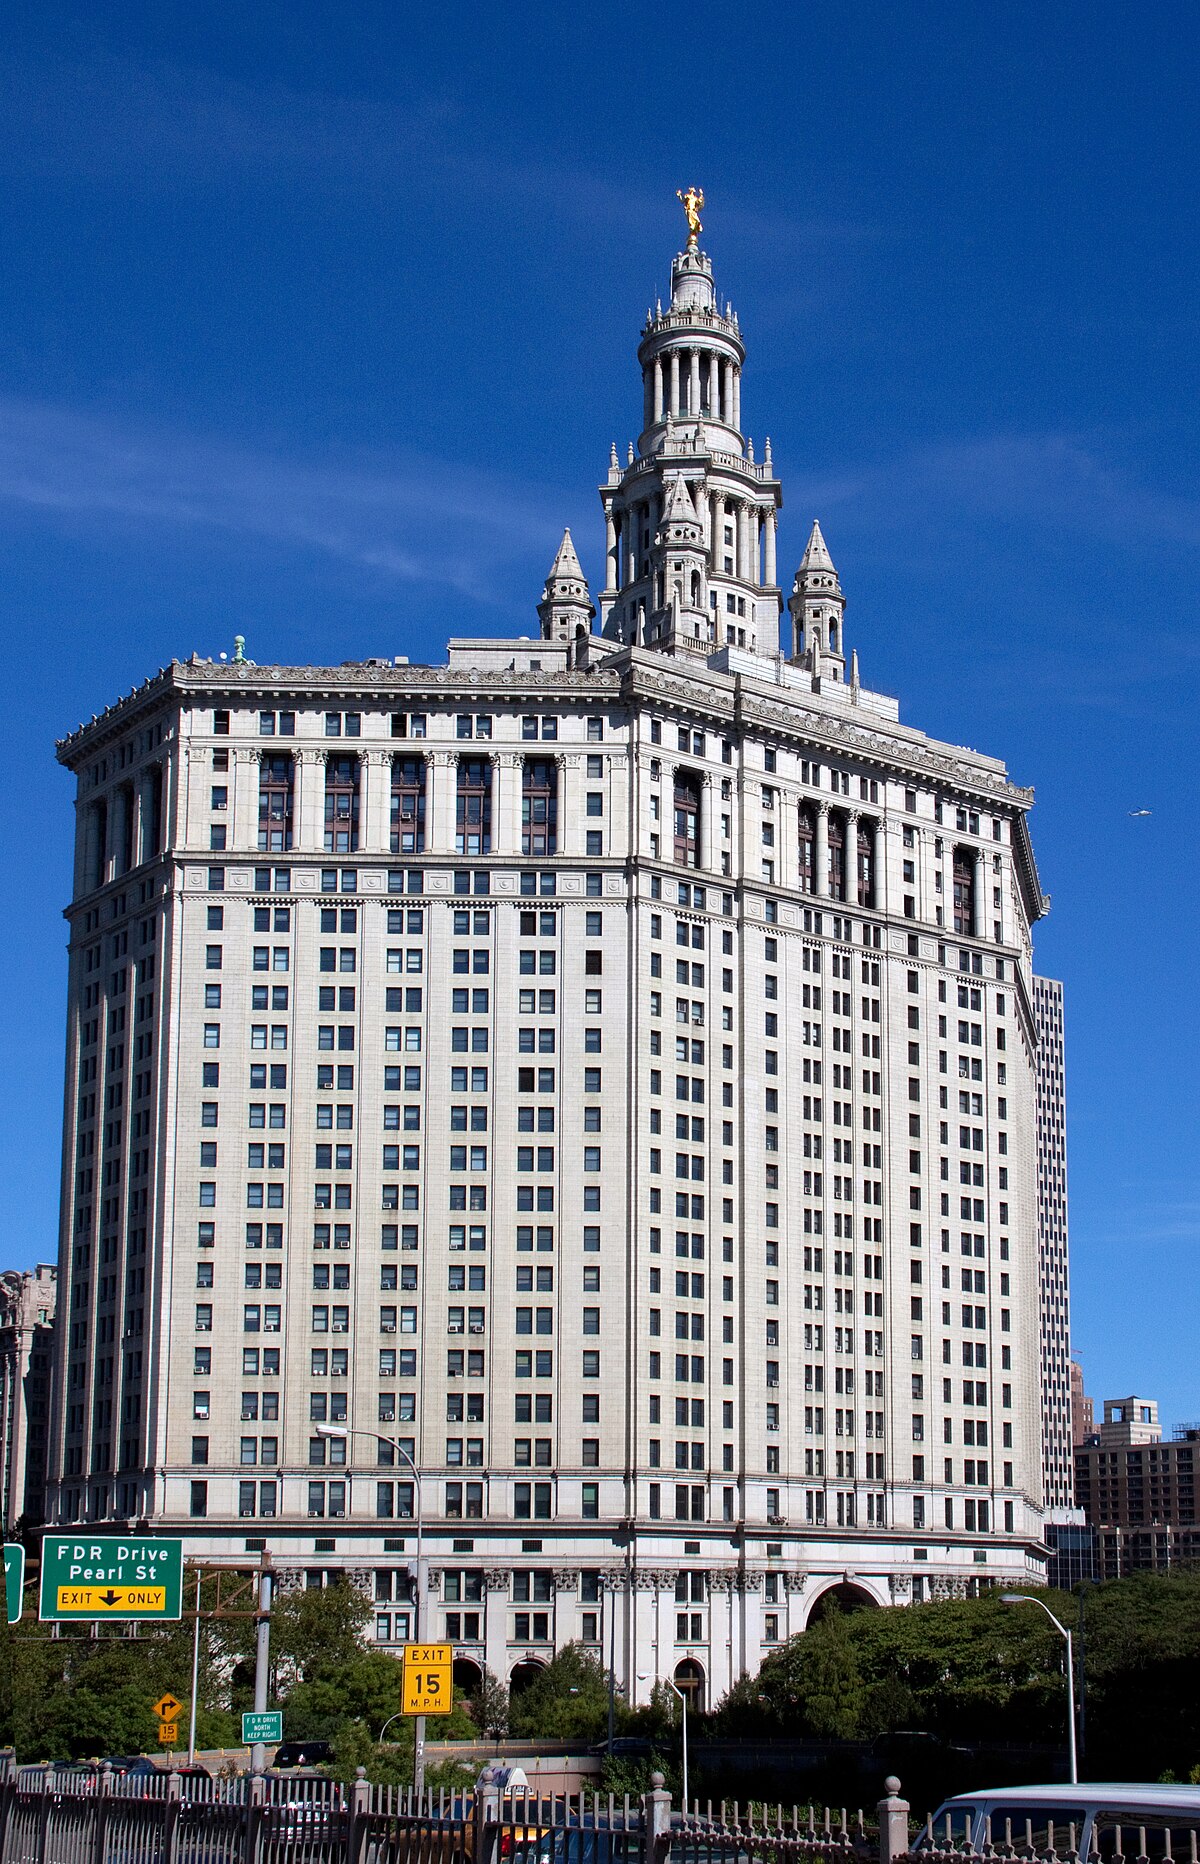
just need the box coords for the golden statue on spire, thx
[677,186,704,246]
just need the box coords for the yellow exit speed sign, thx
[401,1642,453,1715]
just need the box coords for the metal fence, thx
[11,1763,1197,1864]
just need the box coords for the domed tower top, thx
[598,191,783,658]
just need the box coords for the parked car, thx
[915,1783,1200,1858]
[271,1739,335,1769]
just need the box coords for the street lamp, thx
[638,1672,689,1811]
[1001,1593,1078,1783]
[317,1424,428,1793]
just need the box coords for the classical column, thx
[972,849,985,938]
[815,802,830,899]
[293,749,325,853]
[231,746,261,853]
[557,754,582,859]
[426,751,457,856]
[360,750,392,855]
[710,492,722,563]
[764,508,777,586]
[731,366,741,431]
[643,367,652,433]
[109,785,129,878]
[844,809,859,906]
[689,349,701,418]
[492,754,523,857]
[669,350,680,418]
[698,773,716,873]
[623,511,636,588]
[605,506,618,592]
[708,353,719,419]
[751,510,761,586]
[483,1570,509,1684]
[737,502,751,581]
[653,356,664,423]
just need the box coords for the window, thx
[258,756,294,852]
[673,772,701,868]
[456,760,492,855]
[522,759,558,856]
[391,756,426,854]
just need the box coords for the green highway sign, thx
[3,1545,23,1624]
[39,1536,183,1621]
[242,1711,283,1745]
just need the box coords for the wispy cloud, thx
[0,396,572,608]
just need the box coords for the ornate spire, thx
[537,529,595,643]
[789,520,848,681]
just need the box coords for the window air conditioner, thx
[766,1377,779,1387]
[331,1509,345,1518]
[239,1508,255,1518]
[307,1510,323,1518]
[448,1324,463,1334]
[381,1324,396,1333]
[332,1322,348,1332]
[469,1324,484,1334]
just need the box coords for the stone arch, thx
[508,1657,547,1697]
[453,1656,483,1694]
[803,1579,882,1627]
[673,1657,706,1712]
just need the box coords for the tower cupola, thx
[789,519,847,681]
[537,529,595,642]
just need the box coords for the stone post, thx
[844,810,859,906]
[643,1772,673,1864]
[877,1778,910,1864]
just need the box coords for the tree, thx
[472,1668,510,1739]
[508,1643,616,1741]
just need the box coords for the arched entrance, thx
[508,1658,546,1698]
[453,1656,482,1694]
[673,1657,706,1712]
[805,1581,879,1626]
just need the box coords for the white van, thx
[916,1783,1200,1857]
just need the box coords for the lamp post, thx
[317,1424,427,1793]
[638,1672,689,1811]
[1001,1593,1078,1783]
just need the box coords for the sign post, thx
[39,1537,183,1621]
[3,1545,24,1624]
[241,1710,283,1747]
[401,1643,454,1716]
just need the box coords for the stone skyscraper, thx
[50,207,1055,1706]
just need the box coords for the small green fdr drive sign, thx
[242,1711,283,1745]
[3,1545,24,1624]
[39,1536,183,1621]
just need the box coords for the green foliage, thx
[472,1668,510,1739]
[270,1580,372,1682]
[508,1643,616,1741]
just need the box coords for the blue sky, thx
[2,1,1197,1424]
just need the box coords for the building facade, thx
[1033,977,1072,1509]
[49,214,1054,1706]
[0,1265,57,1532]
[1074,1398,1200,1576]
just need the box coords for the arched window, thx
[798,803,816,894]
[258,755,294,852]
[674,1657,706,1712]
[324,756,360,854]
[522,758,557,857]
[953,847,975,934]
[827,810,846,900]
[857,818,875,908]
[390,756,425,855]
[456,759,492,856]
[673,770,701,869]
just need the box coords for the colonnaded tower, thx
[49,194,1057,1709]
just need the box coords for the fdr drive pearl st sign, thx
[39,1537,184,1621]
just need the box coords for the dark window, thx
[324,756,361,854]
[456,760,492,856]
[258,756,294,853]
[673,771,701,869]
[391,755,426,855]
[522,759,558,857]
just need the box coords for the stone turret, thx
[537,529,595,643]
[789,519,847,682]
[598,209,782,656]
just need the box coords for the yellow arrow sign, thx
[152,1694,182,1720]
[56,1586,167,1614]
